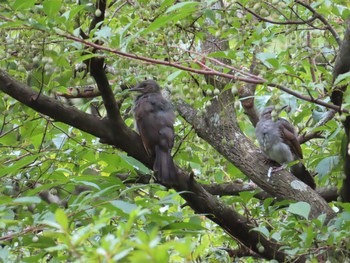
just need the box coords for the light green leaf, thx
[70,179,100,190]
[0,154,40,178]
[333,71,350,86]
[256,52,277,68]
[74,53,99,64]
[110,200,138,214]
[167,71,182,82]
[13,196,41,204]
[43,0,62,17]
[55,208,69,231]
[113,248,133,261]
[288,202,311,220]
[144,4,198,34]
[251,226,270,238]
[118,153,151,174]
[52,134,67,149]
[315,156,339,178]
[203,9,216,23]
[12,0,36,10]
[94,26,112,40]
[165,2,200,13]
[61,5,85,21]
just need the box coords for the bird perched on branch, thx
[255,106,316,189]
[130,80,176,185]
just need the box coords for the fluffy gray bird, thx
[130,80,176,185]
[255,106,316,189]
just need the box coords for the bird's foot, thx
[267,167,273,179]
[270,166,285,172]
[267,165,287,179]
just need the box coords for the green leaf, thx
[165,2,200,13]
[55,208,69,231]
[43,0,62,17]
[61,5,85,21]
[110,200,138,214]
[144,3,199,34]
[288,202,311,220]
[251,226,270,238]
[12,0,36,10]
[113,248,133,261]
[74,53,99,64]
[0,154,40,178]
[203,9,216,23]
[160,0,176,10]
[163,221,206,231]
[256,52,277,69]
[167,71,182,82]
[94,26,112,40]
[333,71,350,86]
[315,156,339,178]
[12,196,41,204]
[118,153,151,174]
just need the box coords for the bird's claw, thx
[267,167,273,179]
[267,165,285,179]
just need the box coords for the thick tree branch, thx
[89,57,121,124]
[202,181,257,196]
[89,0,107,32]
[0,70,109,140]
[173,170,290,262]
[0,68,152,169]
[176,98,335,222]
[331,21,350,202]
[0,68,290,261]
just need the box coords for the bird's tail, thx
[291,163,316,189]
[154,146,177,186]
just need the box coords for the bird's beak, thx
[129,84,143,92]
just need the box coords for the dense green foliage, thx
[1,0,350,262]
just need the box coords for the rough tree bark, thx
[0,0,347,261]
[331,21,350,202]
[0,65,290,262]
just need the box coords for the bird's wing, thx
[134,94,175,155]
[278,118,303,159]
[134,95,159,156]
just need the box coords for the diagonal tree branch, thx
[175,97,335,222]
[89,57,122,125]
[0,67,290,261]
[0,70,109,140]
[0,68,151,169]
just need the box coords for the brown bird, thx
[130,80,176,185]
[255,106,316,189]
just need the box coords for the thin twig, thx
[268,83,348,113]
[58,33,266,84]
[237,2,318,25]
[295,0,341,45]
